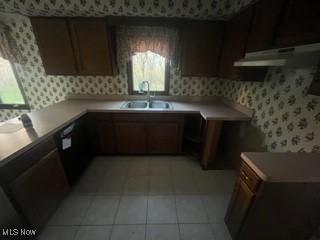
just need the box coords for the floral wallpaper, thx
[218,67,320,153]
[0,13,221,121]
[0,0,256,121]
[0,0,253,20]
[0,0,319,155]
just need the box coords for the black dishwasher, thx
[54,116,92,185]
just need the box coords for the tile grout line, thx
[107,195,122,240]
[199,185,222,239]
[108,163,127,240]
[145,175,151,240]
[72,194,95,239]
[42,156,234,239]
[174,194,183,240]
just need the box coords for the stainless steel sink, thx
[149,101,173,109]
[122,101,148,109]
[121,100,173,110]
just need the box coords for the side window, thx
[0,57,28,109]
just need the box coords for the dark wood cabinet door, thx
[0,186,25,228]
[246,0,286,52]
[147,122,181,154]
[201,120,223,169]
[275,0,320,47]
[10,150,69,228]
[115,122,147,154]
[219,8,254,80]
[31,18,77,75]
[96,121,116,154]
[86,113,116,154]
[181,21,223,77]
[225,178,254,239]
[69,18,114,75]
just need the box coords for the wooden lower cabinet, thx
[9,149,69,228]
[96,121,116,154]
[148,122,182,154]
[201,120,223,169]
[87,113,116,154]
[115,122,147,154]
[225,161,320,240]
[0,186,25,228]
[76,113,222,161]
[114,114,183,154]
[225,178,254,239]
[89,113,184,154]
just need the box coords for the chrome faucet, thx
[139,81,153,102]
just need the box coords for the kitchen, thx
[0,0,319,240]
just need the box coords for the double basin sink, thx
[121,100,173,110]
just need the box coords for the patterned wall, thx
[218,67,320,152]
[0,0,319,154]
[0,13,222,121]
[0,0,255,121]
[0,0,253,19]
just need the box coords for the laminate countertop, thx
[241,152,320,182]
[0,96,252,166]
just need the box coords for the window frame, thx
[0,61,29,110]
[127,57,170,96]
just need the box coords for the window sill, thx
[129,91,169,96]
[0,104,30,110]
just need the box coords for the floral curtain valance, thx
[0,22,24,64]
[117,26,180,67]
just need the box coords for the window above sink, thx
[128,51,170,95]
[117,26,178,96]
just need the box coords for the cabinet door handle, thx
[241,171,249,181]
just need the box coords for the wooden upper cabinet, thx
[219,7,253,80]
[246,0,286,52]
[181,21,223,77]
[31,18,77,75]
[31,17,116,75]
[275,0,320,47]
[69,18,114,75]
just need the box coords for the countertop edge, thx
[0,98,252,166]
[241,152,320,183]
[0,110,88,167]
[241,152,270,182]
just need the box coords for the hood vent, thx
[234,43,320,67]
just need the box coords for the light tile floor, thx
[38,156,235,240]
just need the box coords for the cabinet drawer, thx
[239,163,261,192]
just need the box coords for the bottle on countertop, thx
[20,114,33,128]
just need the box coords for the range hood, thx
[234,43,320,67]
